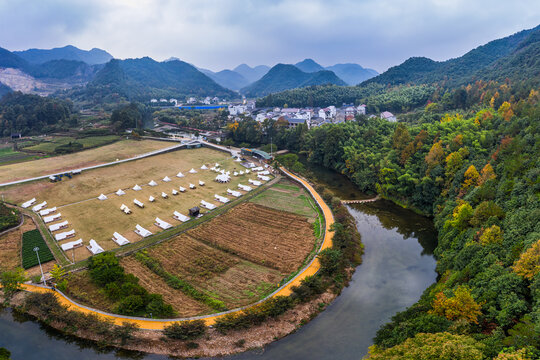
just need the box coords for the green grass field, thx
[22,135,121,154]
[250,180,317,218]
[0,147,39,165]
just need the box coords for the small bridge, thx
[341,195,380,204]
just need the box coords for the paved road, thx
[12,167,335,330]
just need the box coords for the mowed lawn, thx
[0,139,171,183]
[2,147,272,262]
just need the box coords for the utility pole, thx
[33,247,46,286]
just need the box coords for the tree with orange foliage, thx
[430,286,482,324]
[513,239,540,280]
[498,101,514,121]
[480,163,496,184]
[462,165,480,190]
[425,141,444,170]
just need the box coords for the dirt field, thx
[64,271,117,313]
[1,147,272,262]
[142,233,283,309]
[120,257,211,316]
[0,139,171,183]
[189,202,315,273]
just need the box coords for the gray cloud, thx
[0,0,538,72]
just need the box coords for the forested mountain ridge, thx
[241,64,346,97]
[199,68,250,91]
[364,25,540,87]
[233,64,270,83]
[14,45,113,65]
[295,58,325,72]
[80,57,236,102]
[325,63,379,85]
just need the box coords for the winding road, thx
[13,167,334,330]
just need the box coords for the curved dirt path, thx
[15,167,334,330]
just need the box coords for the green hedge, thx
[22,229,54,269]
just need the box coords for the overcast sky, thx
[0,0,538,72]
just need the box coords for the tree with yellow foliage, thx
[425,141,444,169]
[513,239,540,280]
[480,163,496,184]
[498,101,514,121]
[479,225,503,245]
[430,285,482,324]
[462,165,480,190]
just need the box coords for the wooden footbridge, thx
[341,195,380,204]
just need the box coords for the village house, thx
[380,111,397,122]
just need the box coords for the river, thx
[0,170,437,360]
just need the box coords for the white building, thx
[228,104,247,116]
[318,109,326,120]
[380,111,397,122]
[357,104,366,115]
[187,97,197,104]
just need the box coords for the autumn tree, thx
[513,239,540,280]
[0,268,26,303]
[425,141,444,173]
[498,101,514,121]
[462,165,480,191]
[479,225,503,245]
[480,163,496,184]
[445,201,473,231]
[430,286,482,324]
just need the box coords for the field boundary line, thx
[10,166,335,330]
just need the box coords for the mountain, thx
[205,69,250,91]
[364,24,540,86]
[0,47,30,71]
[241,64,347,97]
[0,82,11,98]
[14,45,113,65]
[87,57,236,101]
[233,64,270,83]
[295,58,325,73]
[325,63,378,85]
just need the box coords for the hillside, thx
[365,25,540,86]
[326,63,379,85]
[233,64,270,83]
[295,58,325,72]
[0,47,30,71]
[86,57,236,101]
[14,45,113,65]
[241,64,346,97]
[0,82,11,98]
[202,69,249,90]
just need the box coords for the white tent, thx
[32,201,47,212]
[233,171,239,176]
[199,180,205,186]
[155,217,172,230]
[61,239,83,251]
[215,194,230,203]
[200,200,217,210]
[172,189,179,195]
[258,170,270,175]
[239,170,245,175]
[248,179,262,186]
[258,175,271,181]
[176,172,185,178]
[49,220,68,232]
[44,213,61,223]
[39,207,57,216]
[235,157,242,162]
[227,189,242,197]
[98,194,108,201]
[148,180,158,186]
[55,229,75,241]
[120,204,131,214]
[133,199,144,208]
[189,168,197,174]
[201,164,208,170]
[215,163,220,167]
[163,176,171,182]
[252,166,264,171]
[215,174,230,183]
[112,232,130,246]
[149,196,155,202]
[133,184,142,191]
[87,239,104,255]
[116,189,126,196]
[161,192,168,198]
[189,183,196,189]
[179,187,186,192]
[21,198,36,208]
[135,224,152,237]
[238,184,252,192]
[245,169,251,174]
[173,211,190,222]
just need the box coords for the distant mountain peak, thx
[295,58,324,72]
[14,45,113,65]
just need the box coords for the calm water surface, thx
[0,169,437,359]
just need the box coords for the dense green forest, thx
[231,81,540,358]
[0,92,74,136]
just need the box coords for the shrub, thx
[88,252,125,286]
[115,295,144,316]
[291,275,325,302]
[163,320,207,340]
[318,248,343,275]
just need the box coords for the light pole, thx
[33,247,46,286]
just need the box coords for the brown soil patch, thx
[0,215,38,272]
[120,257,210,316]
[189,203,315,273]
[64,271,116,312]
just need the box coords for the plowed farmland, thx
[189,203,314,273]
